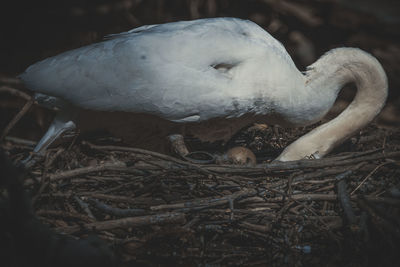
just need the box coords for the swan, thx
[19,18,388,162]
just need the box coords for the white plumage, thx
[20,18,388,162]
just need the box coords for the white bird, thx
[20,17,388,162]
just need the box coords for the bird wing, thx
[104,18,292,65]
[20,18,299,120]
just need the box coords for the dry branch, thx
[0,76,23,86]
[36,209,94,223]
[48,161,127,181]
[0,85,31,100]
[88,197,146,217]
[1,98,34,141]
[59,212,186,234]
[83,141,215,175]
[150,189,257,211]
[205,150,400,173]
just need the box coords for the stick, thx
[36,209,94,223]
[79,193,141,204]
[239,221,272,233]
[1,98,34,141]
[83,141,215,176]
[74,196,96,220]
[59,212,186,234]
[0,85,31,100]
[150,189,257,211]
[267,194,400,206]
[3,136,37,147]
[204,151,400,173]
[0,76,23,85]
[350,162,392,195]
[48,161,127,181]
[88,198,146,217]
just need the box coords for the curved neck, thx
[277,48,388,161]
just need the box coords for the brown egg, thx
[225,146,256,166]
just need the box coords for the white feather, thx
[20,18,309,124]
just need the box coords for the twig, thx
[3,136,36,147]
[239,221,272,233]
[0,76,23,85]
[59,212,186,234]
[350,162,392,195]
[267,193,400,206]
[74,196,96,220]
[1,98,34,141]
[81,143,398,176]
[183,216,200,229]
[150,189,257,211]
[48,161,127,181]
[325,148,384,160]
[83,141,215,176]
[0,85,31,100]
[88,198,146,217]
[36,209,95,223]
[79,193,142,204]
[32,148,65,205]
[204,151,400,173]
[268,163,363,188]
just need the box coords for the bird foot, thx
[167,134,215,163]
[20,153,44,169]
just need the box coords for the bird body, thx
[21,18,324,126]
[19,18,388,161]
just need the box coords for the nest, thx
[2,107,400,266]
